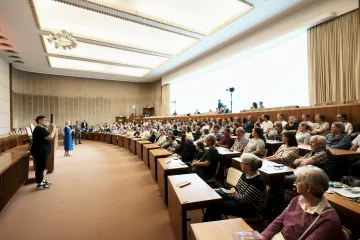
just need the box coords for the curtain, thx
[161,83,170,116]
[308,9,359,106]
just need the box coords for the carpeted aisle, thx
[0,140,175,240]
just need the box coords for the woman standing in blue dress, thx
[64,121,73,156]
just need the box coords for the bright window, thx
[170,31,309,114]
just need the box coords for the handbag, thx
[342,175,360,187]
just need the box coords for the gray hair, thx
[236,127,245,133]
[294,165,329,198]
[273,121,283,129]
[206,134,216,145]
[332,122,345,133]
[186,134,194,141]
[317,135,326,147]
[241,153,262,171]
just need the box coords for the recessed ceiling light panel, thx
[42,36,169,69]
[48,56,151,77]
[31,0,199,55]
[83,0,253,35]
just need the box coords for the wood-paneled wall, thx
[11,68,162,129]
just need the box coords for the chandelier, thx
[47,30,77,50]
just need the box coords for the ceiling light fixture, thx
[47,30,78,50]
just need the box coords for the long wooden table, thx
[298,144,360,157]
[191,218,253,240]
[168,174,222,240]
[136,140,151,159]
[100,133,105,142]
[130,137,142,155]
[143,144,160,168]
[0,151,30,213]
[123,136,131,150]
[157,157,189,205]
[86,132,93,140]
[111,134,118,145]
[118,135,124,147]
[149,149,172,181]
[105,133,111,143]
[93,132,100,141]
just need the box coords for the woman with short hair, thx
[264,132,299,166]
[285,116,299,133]
[296,122,311,145]
[203,153,266,221]
[262,165,342,240]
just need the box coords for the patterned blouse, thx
[271,145,299,166]
[231,136,249,152]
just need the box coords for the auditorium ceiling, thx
[0,0,317,82]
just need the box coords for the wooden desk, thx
[325,192,360,238]
[111,134,118,145]
[191,218,253,240]
[298,144,360,157]
[143,143,160,168]
[123,136,131,150]
[216,147,241,183]
[168,174,222,240]
[136,140,151,159]
[0,151,30,213]
[105,133,112,144]
[266,140,283,156]
[93,132,100,141]
[100,133,105,142]
[130,137,142,155]
[149,149,172,181]
[157,157,189,205]
[86,132,93,140]
[118,135,125,147]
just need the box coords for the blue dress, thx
[64,126,73,151]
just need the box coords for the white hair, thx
[294,165,329,198]
[186,134,194,141]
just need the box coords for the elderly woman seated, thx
[261,165,342,240]
[326,122,352,150]
[203,153,266,222]
[296,122,311,145]
[263,132,299,166]
[266,121,285,141]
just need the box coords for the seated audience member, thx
[201,121,209,131]
[256,116,263,126]
[194,109,200,114]
[174,134,186,154]
[302,113,314,130]
[261,166,342,240]
[224,105,230,113]
[250,102,258,110]
[230,127,249,153]
[162,131,174,149]
[244,115,255,133]
[172,125,179,136]
[284,116,299,132]
[220,120,227,133]
[240,117,247,128]
[244,128,266,157]
[232,122,240,135]
[311,114,330,136]
[193,141,206,161]
[266,121,285,141]
[349,134,360,177]
[155,129,167,147]
[259,101,265,109]
[326,122,352,150]
[296,122,311,145]
[208,121,215,133]
[212,125,223,141]
[276,113,287,128]
[336,113,353,135]
[193,126,202,141]
[261,114,273,133]
[203,153,266,222]
[264,132,299,166]
[166,136,178,153]
[186,126,193,136]
[198,128,210,143]
[177,135,196,164]
[216,128,232,148]
[191,135,219,180]
[141,128,150,140]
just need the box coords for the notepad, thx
[176,181,191,188]
[232,231,263,240]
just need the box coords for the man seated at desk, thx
[325,122,352,150]
[177,135,196,165]
[155,129,167,147]
[215,128,232,148]
[230,127,248,153]
[191,135,219,180]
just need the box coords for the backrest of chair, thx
[226,167,242,187]
[26,127,32,137]
[29,124,35,133]
[342,226,352,240]
[264,185,272,209]
[263,149,269,157]
[214,162,221,177]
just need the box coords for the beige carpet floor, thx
[0,140,175,240]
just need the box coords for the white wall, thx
[0,56,10,135]
[162,0,358,86]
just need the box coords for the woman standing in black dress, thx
[30,116,56,190]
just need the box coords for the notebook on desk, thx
[232,231,263,240]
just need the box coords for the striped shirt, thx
[272,145,299,166]
[234,172,266,213]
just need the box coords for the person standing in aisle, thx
[75,121,82,145]
[64,121,74,156]
[30,116,56,190]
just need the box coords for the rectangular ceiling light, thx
[42,36,169,69]
[48,56,151,77]
[31,0,199,55]
[84,0,253,36]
